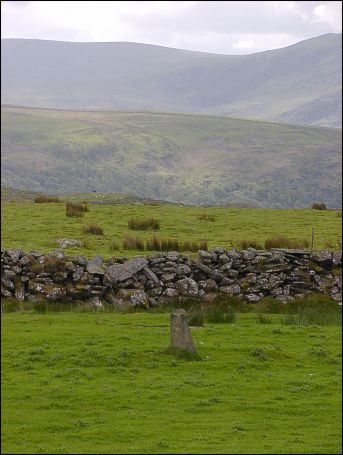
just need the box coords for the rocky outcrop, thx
[1,247,342,309]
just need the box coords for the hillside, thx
[1,107,341,208]
[1,34,342,127]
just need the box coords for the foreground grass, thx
[1,202,341,258]
[1,312,342,454]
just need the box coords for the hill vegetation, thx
[1,107,341,208]
[1,33,342,127]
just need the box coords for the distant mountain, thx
[1,107,341,208]
[1,34,341,127]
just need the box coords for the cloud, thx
[312,3,342,31]
[232,40,256,50]
[1,1,341,54]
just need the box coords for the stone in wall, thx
[1,247,342,308]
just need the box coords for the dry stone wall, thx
[1,247,342,309]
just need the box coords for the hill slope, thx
[1,34,342,127]
[1,107,341,208]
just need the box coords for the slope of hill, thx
[1,107,341,208]
[1,34,341,127]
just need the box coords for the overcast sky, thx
[1,1,342,54]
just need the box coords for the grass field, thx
[1,202,342,258]
[1,311,341,454]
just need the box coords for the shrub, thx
[197,213,216,222]
[237,239,263,250]
[34,195,60,203]
[122,236,145,251]
[311,203,327,210]
[265,236,309,250]
[128,218,160,230]
[82,224,104,235]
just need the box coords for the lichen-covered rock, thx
[46,287,66,301]
[219,284,241,295]
[175,264,192,275]
[175,277,198,297]
[1,286,12,298]
[87,296,104,309]
[246,293,262,303]
[163,288,179,298]
[107,257,148,283]
[170,309,197,353]
[166,252,180,262]
[143,266,159,285]
[87,256,104,274]
[310,251,333,270]
[57,239,82,249]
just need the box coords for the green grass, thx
[1,311,341,454]
[1,202,341,258]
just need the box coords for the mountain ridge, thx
[2,33,341,127]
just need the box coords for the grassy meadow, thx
[1,201,342,258]
[1,310,342,454]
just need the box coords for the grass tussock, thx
[205,307,237,324]
[197,213,216,222]
[122,236,145,251]
[109,240,120,251]
[257,313,273,324]
[284,293,342,326]
[188,308,205,327]
[237,239,263,250]
[82,224,104,235]
[311,203,327,210]
[146,236,208,252]
[164,346,202,361]
[128,218,160,230]
[265,235,309,250]
[34,195,60,203]
[66,202,89,218]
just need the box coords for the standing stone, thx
[170,309,197,353]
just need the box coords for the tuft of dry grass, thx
[122,236,145,251]
[145,236,207,252]
[311,203,327,210]
[197,213,216,222]
[237,239,263,250]
[82,224,104,235]
[34,195,60,203]
[128,218,160,230]
[66,202,89,218]
[265,236,309,250]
